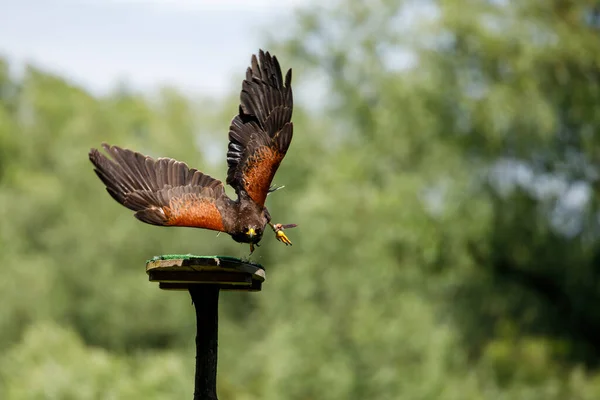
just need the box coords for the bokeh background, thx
[2,0,600,398]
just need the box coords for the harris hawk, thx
[88,50,296,254]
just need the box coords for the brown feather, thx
[89,144,232,232]
[226,49,293,206]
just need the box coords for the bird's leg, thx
[248,242,260,256]
[269,222,297,246]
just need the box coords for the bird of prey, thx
[89,50,297,254]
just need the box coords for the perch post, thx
[146,255,265,400]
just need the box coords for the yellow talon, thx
[276,230,292,245]
[270,222,296,247]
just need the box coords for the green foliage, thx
[1,0,600,398]
[0,322,193,399]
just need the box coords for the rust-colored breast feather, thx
[163,195,226,232]
[243,146,285,206]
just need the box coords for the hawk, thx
[89,50,296,254]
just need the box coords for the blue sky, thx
[0,0,306,97]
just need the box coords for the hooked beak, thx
[246,227,256,239]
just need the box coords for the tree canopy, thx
[1,1,600,399]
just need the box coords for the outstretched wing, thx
[226,50,293,207]
[89,143,232,232]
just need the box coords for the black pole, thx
[189,285,220,400]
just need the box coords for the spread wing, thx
[226,50,293,207]
[89,143,233,232]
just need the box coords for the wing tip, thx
[89,142,118,161]
[248,49,291,87]
[88,147,99,161]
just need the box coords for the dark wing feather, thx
[226,49,293,206]
[89,143,232,232]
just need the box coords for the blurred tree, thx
[238,0,600,398]
[418,0,600,367]
[0,322,193,400]
[2,0,600,398]
[0,64,233,352]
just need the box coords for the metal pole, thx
[189,285,220,400]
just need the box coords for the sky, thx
[0,0,307,97]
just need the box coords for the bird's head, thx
[244,226,263,243]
